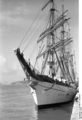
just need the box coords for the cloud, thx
[0,55,25,84]
[0,55,6,67]
[0,0,39,25]
[0,55,6,84]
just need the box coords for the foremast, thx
[40,0,56,77]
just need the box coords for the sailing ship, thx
[14,0,78,108]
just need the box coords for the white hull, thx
[30,82,77,107]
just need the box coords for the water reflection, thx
[37,101,74,120]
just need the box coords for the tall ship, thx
[15,0,78,108]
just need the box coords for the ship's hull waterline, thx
[29,81,77,108]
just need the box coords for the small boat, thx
[14,0,78,108]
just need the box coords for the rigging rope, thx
[34,41,44,68]
[22,11,49,52]
[22,17,42,52]
[18,11,41,48]
[18,0,46,49]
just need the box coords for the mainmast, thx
[47,0,55,77]
[41,0,56,77]
[61,4,65,56]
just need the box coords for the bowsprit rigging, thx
[18,1,49,53]
[14,0,78,108]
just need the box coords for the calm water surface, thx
[0,83,79,120]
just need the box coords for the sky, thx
[0,0,78,84]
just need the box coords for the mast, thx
[60,4,73,82]
[41,0,56,77]
[47,0,55,77]
[61,4,65,56]
[60,4,66,79]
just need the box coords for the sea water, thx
[0,82,80,120]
